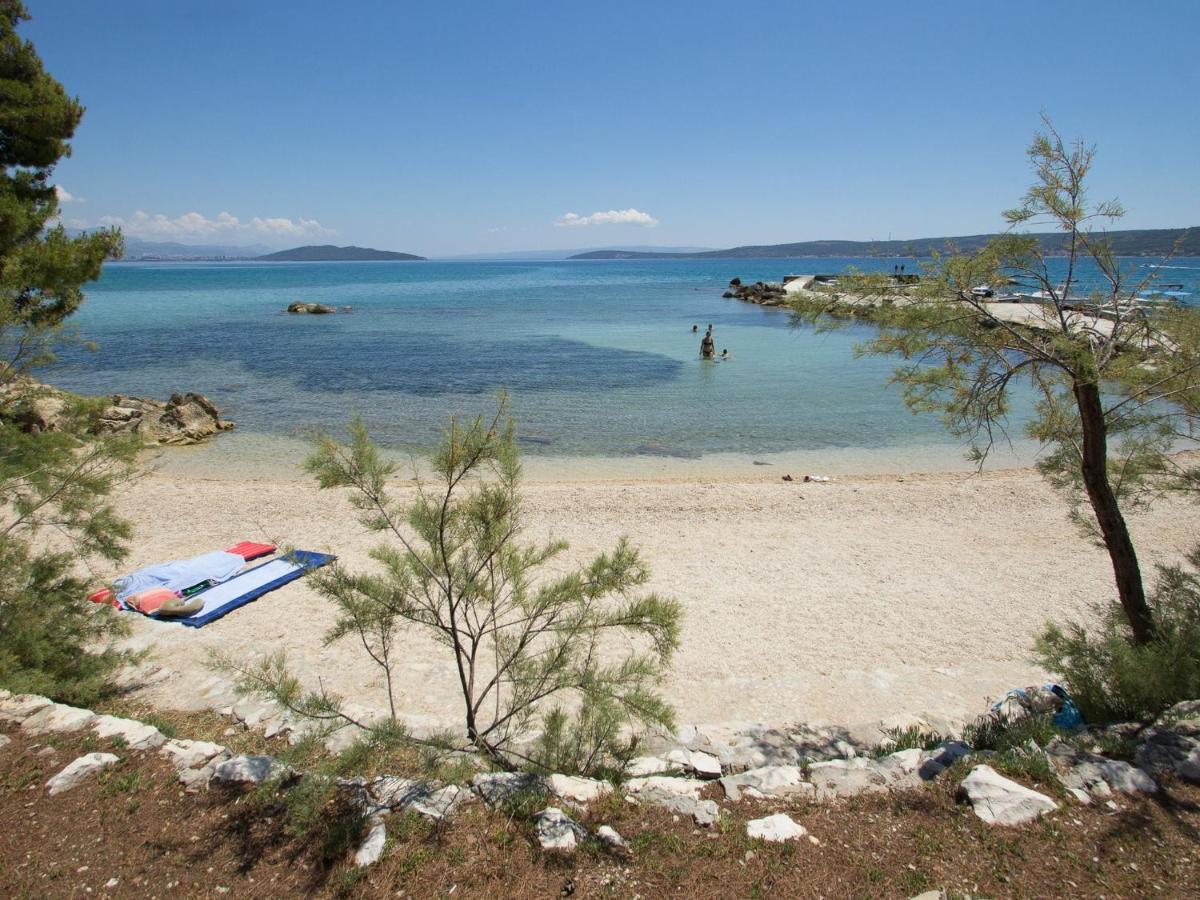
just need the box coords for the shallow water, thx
[44,256,1198,473]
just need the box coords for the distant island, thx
[257,245,426,262]
[570,227,1199,260]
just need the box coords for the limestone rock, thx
[1136,725,1200,783]
[408,784,468,820]
[1045,738,1156,796]
[545,773,611,804]
[354,819,387,867]
[624,755,675,777]
[212,754,289,785]
[21,703,97,735]
[746,813,807,842]
[719,765,811,802]
[0,734,10,751]
[807,757,892,799]
[160,739,228,772]
[90,715,165,750]
[959,764,1058,825]
[0,693,53,724]
[97,393,233,445]
[533,807,587,852]
[624,775,706,799]
[595,824,628,854]
[471,771,547,807]
[46,752,120,795]
[663,748,723,778]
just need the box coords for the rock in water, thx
[286,301,336,314]
[959,764,1058,825]
[97,393,234,445]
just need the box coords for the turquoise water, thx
[44,257,1200,465]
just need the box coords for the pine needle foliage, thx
[0,2,134,704]
[226,400,682,775]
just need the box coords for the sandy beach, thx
[106,456,1200,734]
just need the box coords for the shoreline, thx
[110,449,1200,733]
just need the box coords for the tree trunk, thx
[1072,380,1156,644]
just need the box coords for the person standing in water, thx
[700,327,715,359]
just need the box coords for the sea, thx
[43,256,1200,478]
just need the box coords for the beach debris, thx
[533,807,587,852]
[286,301,336,314]
[958,764,1058,825]
[782,474,794,482]
[746,813,808,842]
[803,474,832,483]
[46,753,120,795]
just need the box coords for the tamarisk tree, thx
[0,1,133,702]
[229,402,682,775]
[789,120,1200,645]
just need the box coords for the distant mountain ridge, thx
[570,227,1200,259]
[439,245,718,261]
[257,245,425,261]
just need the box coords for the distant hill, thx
[257,245,426,261]
[440,245,718,261]
[84,236,274,260]
[570,228,1200,260]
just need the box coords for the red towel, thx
[225,541,277,561]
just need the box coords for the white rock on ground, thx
[21,703,96,735]
[46,753,120,795]
[90,715,166,750]
[0,693,52,724]
[807,757,893,799]
[719,765,811,802]
[533,807,587,852]
[959,764,1058,826]
[160,739,228,771]
[0,734,9,751]
[545,773,612,804]
[354,819,387,867]
[663,748,723,778]
[595,824,628,854]
[1045,739,1157,797]
[624,775,706,799]
[624,755,675,777]
[746,813,808,842]
[212,755,289,785]
[408,784,469,820]
[471,771,546,807]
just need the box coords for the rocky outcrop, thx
[2,378,233,445]
[286,301,336,314]
[97,392,234,445]
[722,277,789,307]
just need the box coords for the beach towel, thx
[114,550,245,604]
[172,550,335,628]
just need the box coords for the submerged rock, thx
[287,301,336,314]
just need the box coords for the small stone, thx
[746,813,808,843]
[624,755,674,777]
[663,748,723,778]
[354,819,387,867]
[212,755,289,785]
[959,764,1058,826]
[595,825,627,854]
[545,773,611,804]
[471,771,546,807]
[46,753,120,795]
[104,878,119,889]
[159,739,227,772]
[533,807,586,852]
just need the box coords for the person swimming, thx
[692,324,698,332]
[720,348,731,360]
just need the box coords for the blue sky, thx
[25,0,1200,256]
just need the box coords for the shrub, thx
[1035,547,1200,724]
[225,400,682,777]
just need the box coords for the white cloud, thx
[555,208,659,228]
[55,185,80,203]
[92,210,334,242]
